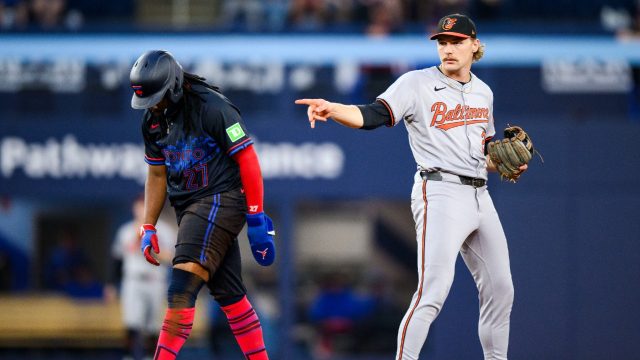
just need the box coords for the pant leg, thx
[396,179,477,360]
[460,187,514,360]
[121,279,146,359]
[122,279,146,330]
[146,278,168,334]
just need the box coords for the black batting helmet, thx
[130,50,184,109]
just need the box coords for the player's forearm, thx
[329,103,364,128]
[232,145,264,214]
[144,166,167,225]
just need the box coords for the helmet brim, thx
[131,90,165,110]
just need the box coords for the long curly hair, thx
[180,72,221,135]
[473,41,485,62]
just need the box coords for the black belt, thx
[420,171,486,188]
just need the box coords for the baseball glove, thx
[487,125,536,182]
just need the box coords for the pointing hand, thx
[295,98,333,128]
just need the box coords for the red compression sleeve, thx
[222,296,268,359]
[232,145,263,214]
[154,308,195,360]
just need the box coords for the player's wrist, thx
[139,224,157,236]
[246,212,266,226]
[331,102,348,119]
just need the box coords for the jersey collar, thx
[434,65,474,92]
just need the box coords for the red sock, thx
[221,296,269,360]
[153,307,195,360]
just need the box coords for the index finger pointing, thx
[295,99,316,105]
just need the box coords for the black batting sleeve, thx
[357,100,392,130]
[484,136,493,155]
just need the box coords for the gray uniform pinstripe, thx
[378,66,514,360]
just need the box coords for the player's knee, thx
[493,276,514,306]
[417,275,454,315]
[167,268,206,308]
[421,269,454,300]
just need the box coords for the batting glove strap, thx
[246,212,276,266]
[139,224,160,266]
[139,224,157,237]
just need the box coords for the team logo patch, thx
[442,18,457,30]
[226,123,246,142]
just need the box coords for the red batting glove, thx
[139,224,160,266]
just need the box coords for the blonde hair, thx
[473,41,485,62]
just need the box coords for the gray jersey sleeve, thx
[376,71,420,127]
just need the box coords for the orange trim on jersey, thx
[436,119,488,131]
[377,98,396,127]
[398,180,428,360]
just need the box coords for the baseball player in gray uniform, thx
[107,195,176,360]
[296,14,527,360]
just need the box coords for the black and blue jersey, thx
[141,84,253,209]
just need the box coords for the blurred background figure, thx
[8,0,83,30]
[362,0,404,37]
[105,195,176,360]
[44,229,88,292]
[307,270,370,358]
[219,0,265,31]
[351,271,405,355]
[263,0,290,31]
[608,0,640,39]
[287,0,328,31]
[63,261,104,299]
[286,0,352,31]
[0,0,21,29]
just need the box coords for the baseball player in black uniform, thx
[130,50,275,360]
